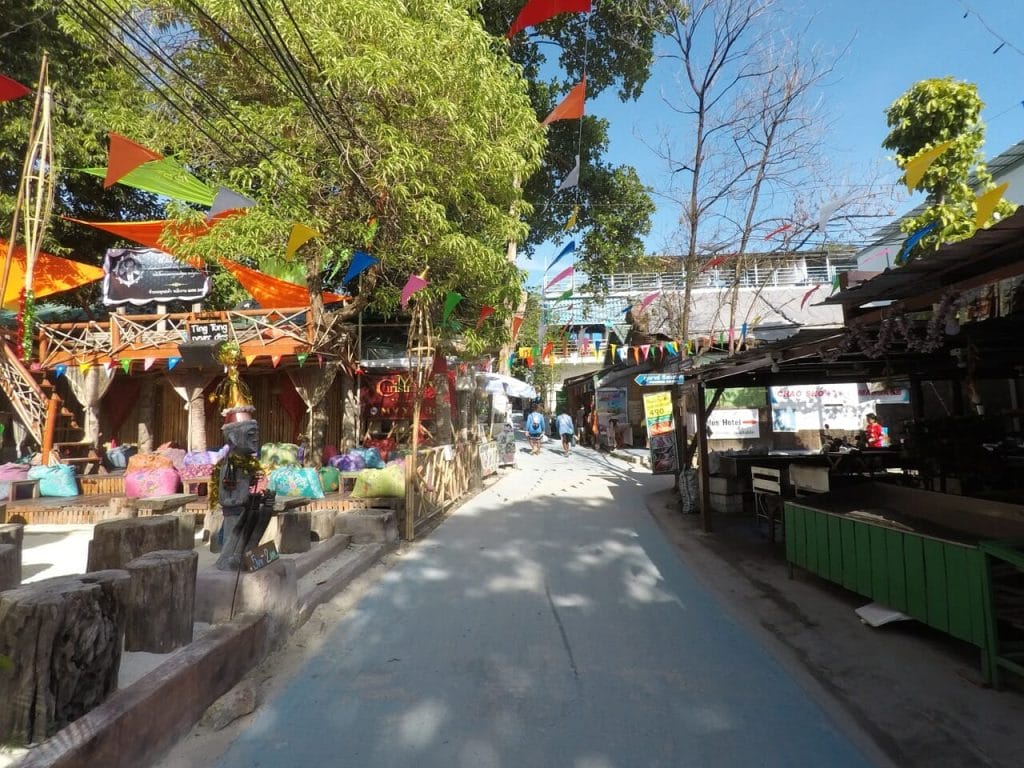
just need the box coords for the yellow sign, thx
[642,391,674,437]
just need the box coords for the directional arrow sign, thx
[634,373,686,386]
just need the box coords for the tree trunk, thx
[86,516,179,572]
[340,370,359,449]
[0,570,130,745]
[188,384,208,453]
[136,376,156,453]
[125,549,198,653]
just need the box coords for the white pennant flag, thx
[558,155,580,192]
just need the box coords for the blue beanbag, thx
[267,467,325,499]
[27,463,80,497]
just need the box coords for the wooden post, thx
[695,382,714,533]
[124,549,198,653]
[40,392,59,465]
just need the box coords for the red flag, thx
[542,78,586,126]
[0,74,31,102]
[507,0,592,38]
[542,341,554,360]
[511,316,524,340]
[699,255,728,272]
[476,305,495,330]
[800,285,821,310]
[105,132,162,188]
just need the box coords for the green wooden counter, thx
[784,483,1024,686]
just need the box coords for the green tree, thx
[477,1,674,286]
[883,77,1016,260]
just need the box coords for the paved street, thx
[216,441,877,768]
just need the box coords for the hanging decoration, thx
[542,78,586,126]
[511,315,524,340]
[167,356,181,370]
[764,222,792,240]
[400,274,429,309]
[542,341,554,360]
[903,140,954,192]
[554,288,573,301]
[442,291,464,324]
[297,352,309,367]
[82,157,214,206]
[549,240,575,269]
[822,292,960,361]
[564,205,579,231]
[104,132,162,188]
[78,362,91,373]
[800,285,820,310]
[831,274,841,294]
[120,359,131,373]
[143,357,156,371]
[546,265,574,290]
[54,364,66,378]
[897,221,939,265]
[699,255,727,272]
[342,250,379,285]
[558,155,581,191]
[507,0,592,37]
[0,74,30,101]
[638,290,660,314]
[285,223,322,260]
[816,195,855,232]
[271,355,282,368]
[974,182,1009,229]
[208,186,257,219]
[245,354,257,367]
[476,306,495,329]
[219,258,346,308]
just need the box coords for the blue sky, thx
[520,0,1024,285]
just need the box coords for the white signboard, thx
[707,408,760,439]
[769,382,910,433]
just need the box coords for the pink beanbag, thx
[125,467,181,499]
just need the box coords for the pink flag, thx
[640,344,650,361]
[700,255,727,272]
[400,274,428,309]
[546,265,573,291]
[638,290,660,313]
[801,285,821,310]
[143,357,156,371]
[580,336,590,354]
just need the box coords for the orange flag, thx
[219,258,347,309]
[542,78,586,126]
[511,316,524,340]
[104,133,162,188]
[0,241,104,309]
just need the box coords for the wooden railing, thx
[405,442,481,539]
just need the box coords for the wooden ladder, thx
[0,341,76,459]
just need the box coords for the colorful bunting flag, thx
[638,291,660,313]
[476,306,495,330]
[975,182,1009,229]
[640,344,650,361]
[143,357,156,371]
[442,292,464,323]
[546,265,574,290]
[0,241,105,309]
[816,195,855,232]
[542,341,554,360]
[564,205,579,231]
[220,258,346,309]
[741,322,748,339]
[342,250,379,285]
[700,255,727,272]
[245,355,257,367]
[285,223,322,260]
[318,354,324,368]
[167,356,181,370]
[831,274,841,295]
[764,222,792,240]
[208,186,256,220]
[0,74,31,101]
[297,352,309,367]
[511,316,524,340]
[580,336,590,354]
[82,157,214,206]
[904,140,954,192]
[104,133,162,189]
[897,221,939,265]
[632,347,640,364]
[550,240,575,269]
[120,359,131,374]
[507,0,592,38]
[54,364,66,378]
[400,274,428,309]
[271,355,282,368]
[800,285,821,310]
[542,78,586,126]
[558,155,580,191]
[555,288,573,301]
[610,344,617,360]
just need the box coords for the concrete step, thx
[296,542,388,627]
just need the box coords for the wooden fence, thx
[404,441,483,539]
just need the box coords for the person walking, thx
[556,411,575,456]
[525,405,547,455]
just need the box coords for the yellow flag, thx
[903,140,954,192]
[285,222,322,260]
[974,182,1009,230]
[244,355,257,367]
[564,205,579,231]
[79,362,91,373]
[610,344,617,359]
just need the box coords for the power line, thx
[957,1,1024,58]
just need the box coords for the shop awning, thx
[477,372,537,400]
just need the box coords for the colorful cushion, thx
[127,452,175,472]
[124,467,181,499]
[27,464,80,497]
[180,463,214,481]
[318,466,341,493]
[156,447,187,472]
[267,467,325,499]
[0,462,29,482]
[183,450,220,467]
[330,452,365,472]
[350,465,405,499]
[356,447,385,469]
[260,442,300,470]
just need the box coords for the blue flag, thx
[342,250,379,285]
[898,221,938,265]
[549,240,575,269]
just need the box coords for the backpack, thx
[528,413,543,433]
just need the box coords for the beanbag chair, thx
[105,445,138,470]
[362,437,395,462]
[124,467,181,499]
[0,462,30,500]
[127,452,175,473]
[330,452,365,472]
[260,442,300,470]
[356,447,385,469]
[27,463,80,497]
[318,466,341,493]
[156,447,187,472]
[267,466,325,499]
[350,465,405,499]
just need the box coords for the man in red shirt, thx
[865,413,885,448]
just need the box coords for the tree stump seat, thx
[0,570,130,745]
[86,516,179,572]
[131,494,200,550]
[125,549,199,653]
[0,524,24,592]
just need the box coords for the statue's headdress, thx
[213,342,255,425]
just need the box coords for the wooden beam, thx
[695,382,713,533]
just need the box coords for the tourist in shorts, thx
[556,411,575,456]
[526,405,547,455]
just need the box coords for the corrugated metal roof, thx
[824,206,1024,307]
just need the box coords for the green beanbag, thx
[318,466,341,493]
[350,465,405,498]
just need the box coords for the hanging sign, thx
[642,391,678,475]
[187,320,230,342]
[634,373,686,387]
[102,247,210,306]
[707,408,760,439]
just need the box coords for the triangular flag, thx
[897,221,939,265]
[638,291,660,313]
[618,347,628,362]
[632,347,640,364]
[511,316,524,340]
[271,355,282,368]
[640,344,650,361]
[610,344,617,360]
[285,223,322,260]
[342,250,379,285]
[245,355,257,367]
[800,285,821,310]
[975,182,1009,229]
[532,346,540,361]
[0,74,31,102]
[104,361,114,371]
[546,265,574,291]
[752,315,762,327]
[318,354,324,368]
[666,342,678,357]
[594,340,602,353]
[904,140,954,192]
[817,195,856,232]
[542,341,554,360]
[542,78,586,126]
[558,155,580,191]
[580,336,590,354]
[555,288,573,301]
[79,362,91,373]
[442,292,464,323]
[765,222,792,240]
[54,364,66,378]
[564,205,579,231]
[167,356,181,370]
[400,274,428,309]
[741,322,748,339]
[476,306,495,330]
[297,352,308,367]
[143,357,156,371]
[208,186,256,220]
[104,132,162,188]
[518,346,531,358]
[831,274,841,295]
[550,240,575,269]
[120,359,131,374]
[700,255,727,272]
[508,353,516,369]
[507,0,592,38]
